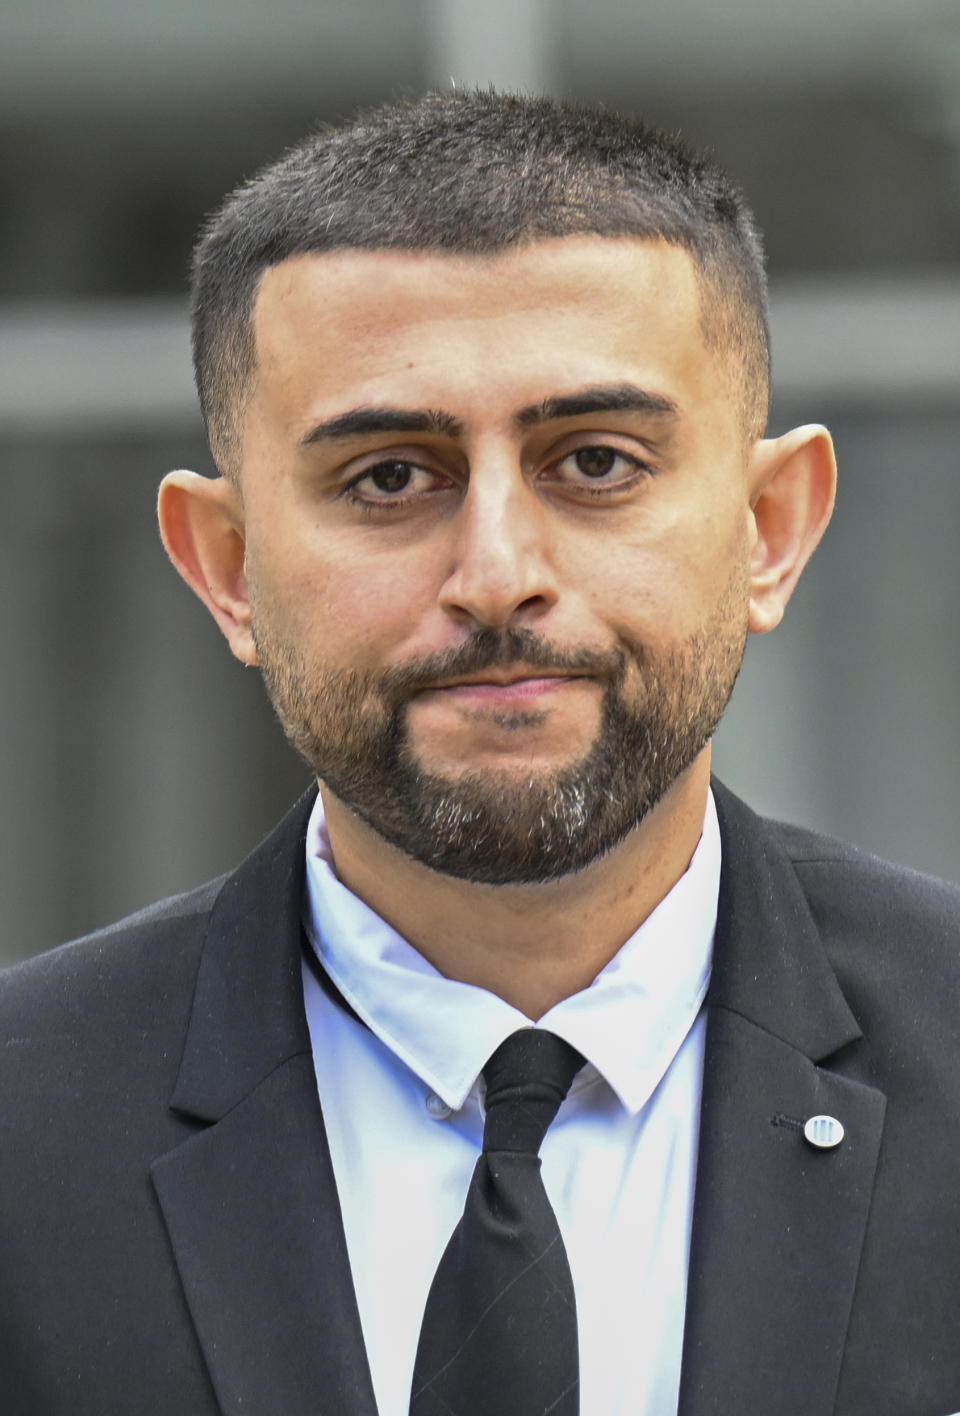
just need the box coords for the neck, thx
[319,752,712,1021]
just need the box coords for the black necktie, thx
[410,1028,585,1415]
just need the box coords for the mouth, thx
[417,667,591,705]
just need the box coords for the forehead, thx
[248,237,726,437]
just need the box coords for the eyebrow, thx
[514,383,680,427]
[299,382,679,447]
[300,406,464,445]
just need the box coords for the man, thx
[2,89,959,1416]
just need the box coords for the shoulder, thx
[714,780,960,1070]
[762,810,960,942]
[777,818,960,1038]
[0,786,315,1084]
[0,786,317,1020]
[0,874,226,1089]
[714,777,960,934]
[1,872,224,996]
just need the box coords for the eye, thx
[549,444,650,488]
[344,458,450,504]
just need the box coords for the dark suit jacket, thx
[2,782,959,1415]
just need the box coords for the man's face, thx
[239,237,754,883]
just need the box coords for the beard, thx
[251,584,747,885]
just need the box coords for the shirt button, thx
[425,1092,452,1120]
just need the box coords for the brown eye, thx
[369,461,414,493]
[549,443,649,490]
[344,457,453,507]
[574,447,618,479]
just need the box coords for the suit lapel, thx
[678,785,886,1416]
[150,789,378,1416]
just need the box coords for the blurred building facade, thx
[2,0,959,964]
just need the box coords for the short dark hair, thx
[191,89,769,474]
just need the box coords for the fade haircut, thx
[191,89,770,476]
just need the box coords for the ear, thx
[157,470,258,665]
[746,424,837,635]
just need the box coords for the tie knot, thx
[481,1029,584,1155]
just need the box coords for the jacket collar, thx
[709,779,861,1061]
[169,786,318,1122]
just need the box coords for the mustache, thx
[379,628,626,701]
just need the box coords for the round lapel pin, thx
[804,1114,844,1149]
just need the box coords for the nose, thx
[438,461,560,630]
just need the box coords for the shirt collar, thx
[303,791,718,1114]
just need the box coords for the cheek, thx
[252,540,437,672]
[577,512,749,647]
[244,535,337,658]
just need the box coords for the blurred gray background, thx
[2,0,959,967]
